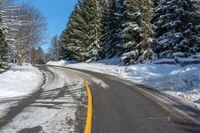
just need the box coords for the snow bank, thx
[67,63,200,91]
[0,65,43,99]
[47,60,67,66]
[48,59,200,109]
[95,57,122,65]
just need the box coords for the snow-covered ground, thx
[47,58,200,109]
[47,60,67,66]
[0,64,43,118]
[0,66,85,133]
[0,64,43,99]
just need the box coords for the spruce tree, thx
[100,0,121,59]
[0,29,7,62]
[58,32,71,60]
[190,0,200,53]
[80,0,102,62]
[60,0,103,62]
[136,0,157,63]
[60,5,88,61]
[48,35,60,61]
[153,0,200,58]
[0,2,7,64]
[120,0,156,65]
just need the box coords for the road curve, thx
[60,67,200,133]
[1,65,200,133]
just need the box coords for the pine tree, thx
[136,0,157,63]
[153,0,200,58]
[0,1,7,64]
[58,32,71,60]
[0,29,7,62]
[48,35,60,61]
[60,5,87,61]
[120,0,156,65]
[60,0,103,62]
[80,0,102,62]
[100,0,121,59]
[190,0,200,53]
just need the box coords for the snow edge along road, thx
[70,72,93,133]
[61,67,93,133]
[0,68,46,128]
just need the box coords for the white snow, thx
[0,66,84,133]
[47,60,67,66]
[90,77,110,89]
[0,64,43,118]
[176,57,200,62]
[95,57,121,65]
[0,64,43,99]
[47,59,200,110]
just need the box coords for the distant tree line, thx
[56,0,200,65]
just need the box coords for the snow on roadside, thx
[0,65,43,99]
[47,60,67,66]
[0,66,84,133]
[0,64,43,118]
[47,60,200,110]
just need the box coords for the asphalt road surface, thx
[63,67,200,133]
[1,66,200,133]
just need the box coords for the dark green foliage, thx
[59,0,105,62]
[0,29,7,62]
[59,0,199,65]
[153,0,200,57]
[121,0,156,65]
[99,0,122,59]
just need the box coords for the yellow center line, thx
[65,69,93,133]
[84,80,93,133]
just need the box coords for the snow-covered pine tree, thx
[190,0,200,53]
[60,0,103,62]
[58,31,71,60]
[135,0,157,63]
[100,0,122,59]
[0,1,7,64]
[48,35,60,61]
[0,29,7,62]
[114,0,125,56]
[80,0,102,62]
[60,5,88,62]
[153,0,200,58]
[121,0,156,65]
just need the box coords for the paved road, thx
[1,66,200,133]
[64,67,200,133]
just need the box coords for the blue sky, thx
[22,0,78,52]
